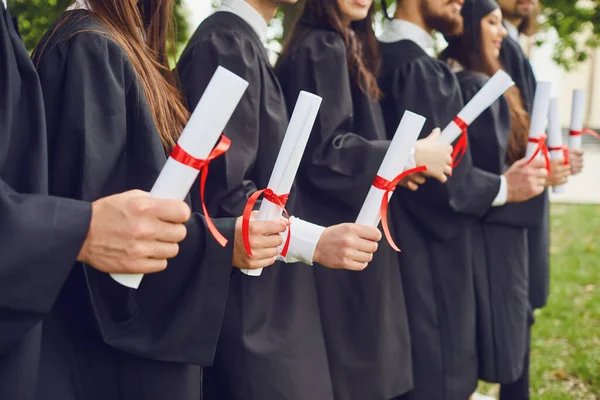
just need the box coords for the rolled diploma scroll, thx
[241,91,322,277]
[526,81,552,159]
[356,111,426,227]
[111,66,249,289]
[547,97,565,193]
[569,89,586,149]
[439,70,514,144]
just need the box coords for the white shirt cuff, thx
[492,175,508,207]
[277,217,325,265]
[404,147,416,170]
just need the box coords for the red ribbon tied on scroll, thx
[372,165,428,252]
[569,129,600,140]
[242,189,292,257]
[451,117,469,168]
[548,145,570,166]
[170,135,231,247]
[526,133,551,173]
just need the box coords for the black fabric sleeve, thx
[278,32,388,212]
[0,180,91,353]
[177,29,261,217]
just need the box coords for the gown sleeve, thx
[0,181,90,353]
[0,6,91,354]
[35,31,235,365]
[177,29,261,217]
[277,32,388,212]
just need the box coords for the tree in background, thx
[7,0,189,52]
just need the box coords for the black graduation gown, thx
[500,35,549,310]
[456,71,533,383]
[0,5,90,400]
[31,11,235,400]
[277,29,412,400]
[177,12,334,400]
[379,39,501,400]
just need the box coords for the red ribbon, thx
[569,129,600,140]
[372,165,428,252]
[242,189,291,257]
[451,117,469,168]
[548,145,570,165]
[170,135,231,247]
[526,134,551,173]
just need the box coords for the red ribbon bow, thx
[372,165,428,252]
[242,189,292,257]
[548,145,570,165]
[170,135,231,247]
[526,134,551,173]
[451,116,469,168]
[569,129,600,140]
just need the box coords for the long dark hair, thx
[35,0,189,151]
[440,20,529,164]
[277,0,382,100]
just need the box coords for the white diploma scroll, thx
[569,89,586,149]
[547,97,565,193]
[439,70,514,144]
[356,111,426,227]
[526,81,552,159]
[241,91,322,277]
[111,66,249,289]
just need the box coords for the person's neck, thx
[503,15,523,30]
[245,0,278,24]
[393,2,433,34]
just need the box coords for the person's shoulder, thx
[180,12,261,65]
[456,70,489,89]
[34,10,124,65]
[290,28,346,63]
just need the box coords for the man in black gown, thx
[378,0,550,399]
[177,0,385,399]
[0,2,196,399]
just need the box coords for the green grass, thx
[478,204,600,399]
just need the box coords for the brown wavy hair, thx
[277,0,382,100]
[440,31,529,164]
[36,0,188,151]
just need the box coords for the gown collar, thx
[216,0,268,46]
[379,18,436,54]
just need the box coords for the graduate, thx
[377,0,549,398]
[29,0,289,399]
[497,0,576,397]
[276,0,462,397]
[0,2,206,399]
[177,0,386,398]
[439,0,549,394]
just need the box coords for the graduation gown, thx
[500,35,549,310]
[177,12,334,400]
[31,11,235,400]
[277,29,412,400]
[379,39,501,400]
[0,5,91,400]
[456,71,533,383]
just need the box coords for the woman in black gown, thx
[440,0,548,392]
[276,1,454,399]
[30,1,286,399]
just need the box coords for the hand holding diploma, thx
[241,91,322,277]
[568,89,597,174]
[547,97,570,192]
[78,190,191,275]
[313,224,382,271]
[232,213,287,270]
[438,70,514,166]
[110,66,249,289]
[413,128,453,184]
[356,111,427,251]
[525,81,552,172]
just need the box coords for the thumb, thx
[426,128,441,140]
